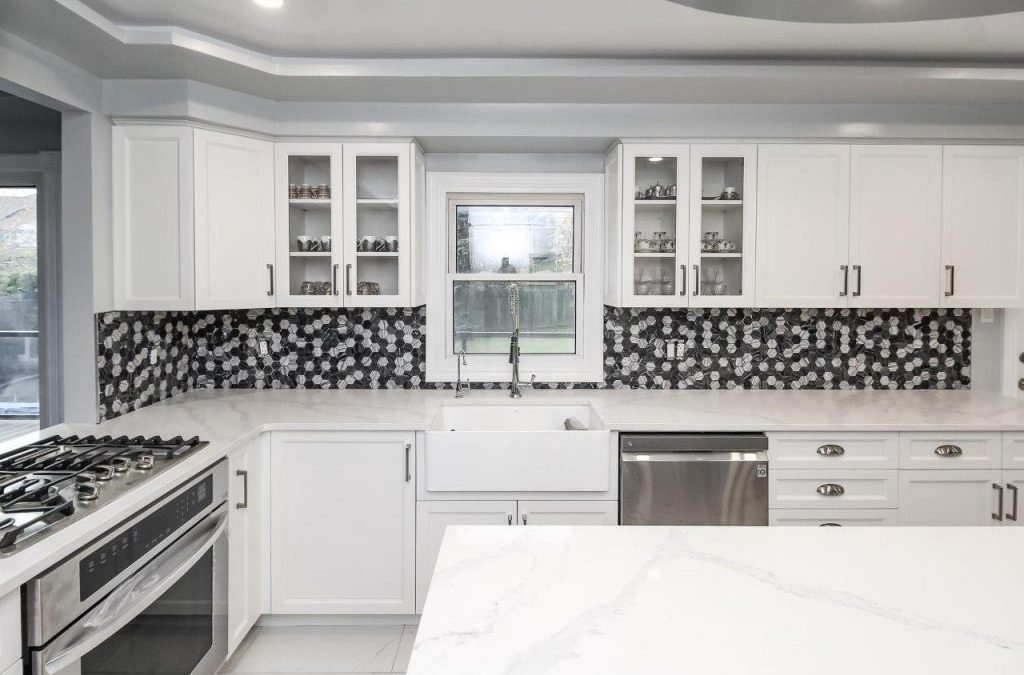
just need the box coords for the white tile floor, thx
[220,624,417,675]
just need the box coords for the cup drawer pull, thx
[816,444,845,456]
[817,483,846,496]
[934,445,963,457]
[819,522,842,527]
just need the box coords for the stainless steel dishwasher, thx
[620,433,769,525]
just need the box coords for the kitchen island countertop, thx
[410,525,1024,675]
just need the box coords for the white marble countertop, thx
[4,387,1024,596]
[410,526,1024,675]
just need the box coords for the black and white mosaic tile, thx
[96,306,971,421]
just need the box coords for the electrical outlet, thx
[672,340,686,360]
[148,349,159,365]
[257,340,269,356]
[665,341,676,359]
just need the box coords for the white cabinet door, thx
[517,500,618,526]
[848,146,942,308]
[112,124,195,310]
[756,145,851,308]
[0,591,18,675]
[271,431,415,614]
[227,437,263,655]
[898,470,1003,525]
[342,143,412,307]
[899,432,1002,470]
[941,146,1024,307]
[415,500,515,613]
[194,129,276,309]
[1004,471,1024,526]
[620,143,689,307]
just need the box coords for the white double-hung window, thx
[425,173,603,383]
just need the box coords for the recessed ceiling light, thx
[252,0,283,8]
[665,0,1024,23]
[648,157,664,163]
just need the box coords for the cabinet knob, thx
[934,444,962,457]
[817,483,845,496]
[816,444,845,457]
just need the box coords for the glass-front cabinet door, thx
[274,143,343,306]
[621,144,689,307]
[688,145,757,307]
[342,143,411,307]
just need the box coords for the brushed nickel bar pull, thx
[679,264,687,296]
[993,483,1004,521]
[945,264,955,297]
[404,443,411,482]
[839,264,848,297]
[852,264,862,297]
[332,264,340,296]
[816,444,845,456]
[1008,483,1019,522]
[692,264,700,296]
[934,444,963,457]
[266,264,274,296]
[522,513,528,525]
[507,513,513,525]
[345,264,353,295]
[817,483,845,496]
[235,470,248,509]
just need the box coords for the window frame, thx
[425,172,604,383]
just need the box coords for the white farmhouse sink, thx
[424,403,611,493]
[433,403,601,432]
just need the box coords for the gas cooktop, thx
[0,434,207,555]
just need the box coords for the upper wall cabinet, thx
[941,146,1024,308]
[756,144,850,308]
[193,130,276,310]
[273,141,423,308]
[848,145,942,308]
[113,125,195,311]
[114,125,275,311]
[605,143,756,307]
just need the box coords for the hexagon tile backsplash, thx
[95,306,971,421]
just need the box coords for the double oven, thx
[23,461,229,675]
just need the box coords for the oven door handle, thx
[41,507,227,675]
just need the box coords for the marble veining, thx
[410,527,1024,675]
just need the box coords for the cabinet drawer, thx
[1003,432,1024,470]
[768,432,898,469]
[899,432,1001,469]
[769,508,897,527]
[770,470,898,509]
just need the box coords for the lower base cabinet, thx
[228,436,263,655]
[769,509,897,526]
[898,470,1003,526]
[271,431,416,614]
[416,500,617,611]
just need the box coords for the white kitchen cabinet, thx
[1,660,21,675]
[688,144,757,307]
[899,432,1002,470]
[275,143,343,306]
[517,500,618,526]
[770,469,898,509]
[898,470,1003,525]
[0,591,18,675]
[769,509,897,527]
[1004,471,1023,525]
[342,143,415,307]
[756,144,851,307]
[227,436,263,655]
[848,146,942,308]
[614,143,690,307]
[112,124,195,310]
[768,432,899,470]
[270,431,415,614]
[194,129,276,310]
[415,500,515,612]
[1003,432,1024,470]
[941,146,1024,307]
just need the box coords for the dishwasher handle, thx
[621,433,768,453]
[621,450,768,463]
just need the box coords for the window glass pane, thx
[0,187,39,423]
[454,205,574,274]
[453,281,575,355]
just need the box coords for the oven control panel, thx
[79,475,213,599]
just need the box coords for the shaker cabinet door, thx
[898,470,1003,526]
[848,145,942,308]
[227,437,263,655]
[193,129,276,309]
[756,145,851,308]
[941,146,1024,307]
